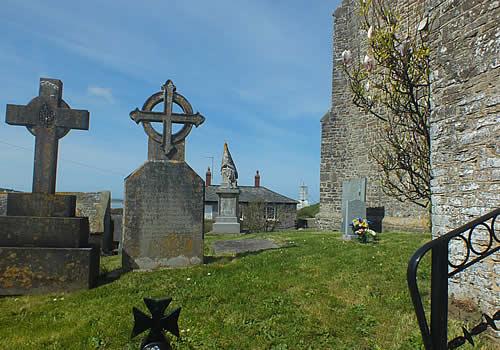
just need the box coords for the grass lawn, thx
[0,230,496,349]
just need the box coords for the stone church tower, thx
[319,0,428,232]
[321,0,499,315]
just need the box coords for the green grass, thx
[297,203,320,219]
[0,231,496,349]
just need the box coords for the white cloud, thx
[87,86,114,103]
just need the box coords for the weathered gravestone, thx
[340,177,367,233]
[213,143,241,234]
[0,78,99,295]
[343,199,367,240]
[122,80,205,270]
[60,191,112,253]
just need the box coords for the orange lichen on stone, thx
[0,266,33,289]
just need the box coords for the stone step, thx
[1,192,76,217]
[0,246,99,295]
[0,216,89,248]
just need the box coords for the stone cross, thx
[130,80,205,161]
[5,78,90,194]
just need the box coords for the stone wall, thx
[319,0,429,233]
[428,0,499,315]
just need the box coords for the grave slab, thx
[212,239,279,255]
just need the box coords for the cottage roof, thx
[205,185,297,204]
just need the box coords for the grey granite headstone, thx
[340,178,367,232]
[343,199,366,240]
[122,80,205,270]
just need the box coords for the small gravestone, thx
[122,80,205,270]
[340,178,367,233]
[0,78,99,295]
[212,143,241,234]
[343,199,366,240]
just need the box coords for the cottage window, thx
[265,205,276,220]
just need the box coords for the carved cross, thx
[5,78,89,194]
[130,80,205,160]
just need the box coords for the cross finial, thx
[130,80,205,161]
[162,80,176,93]
[5,78,89,194]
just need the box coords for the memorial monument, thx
[0,78,99,295]
[212,143,241,234]
[122,80,205,270]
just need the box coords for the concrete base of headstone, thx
[122,161,204,270]
[0,246,99,295]
[213,187,240,234]
[212,221,241,234]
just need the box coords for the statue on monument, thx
[220,142,238,188]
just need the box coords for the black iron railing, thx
[407,208,499,349]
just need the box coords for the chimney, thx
[206,167,212,187]
[254,170,260,188]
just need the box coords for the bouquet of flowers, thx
[351,217,377,243]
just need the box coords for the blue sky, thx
[0,0,339,203]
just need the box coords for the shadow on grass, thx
[97,267,125,287]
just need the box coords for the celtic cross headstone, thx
[0,78,99,295]
[130,79,205,161]
[6,78,89,194]
[123,80,205,270]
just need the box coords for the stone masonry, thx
[319,0,428,233]
[324,0,499,315]
[428,0,499,315]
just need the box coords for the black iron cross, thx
[5,78,89,194]
[130,80,204,158]
[132,297,181,350]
